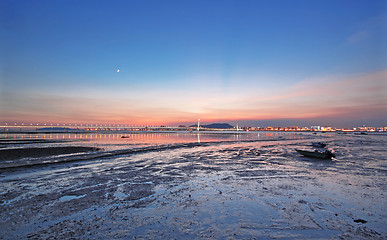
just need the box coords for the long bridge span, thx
[0,123,240,132]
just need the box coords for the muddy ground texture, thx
[0,146,101,162]
[0,136,386,239]
[0,140,101,169]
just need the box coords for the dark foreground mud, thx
[0,146,101,161]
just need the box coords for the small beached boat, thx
[121,136,130,138]
[296,149,335,159]
[312,142,326,148]
[354,132,367,135]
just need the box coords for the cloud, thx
[347,30,370,44]
[1,70,386,126]
[347,15,387,44]
[216,70,387,122]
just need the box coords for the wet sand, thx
[0,146,101,161]
[0,134,386,239]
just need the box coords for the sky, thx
[1,0,387,128]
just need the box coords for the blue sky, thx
[1,0,386,127]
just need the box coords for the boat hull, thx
[296,149,335,159]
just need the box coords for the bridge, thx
[0,123,240,133]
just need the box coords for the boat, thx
[354,132,367,135]
[312,142,326,148]
[296,149,335,159]
[121,135,130,138]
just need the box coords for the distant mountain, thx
[37,127,76,131]
[190,123,234,129]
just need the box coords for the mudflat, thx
[0,147,101,161]
[0,133,386,239]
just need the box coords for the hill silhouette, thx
[190,123,234,129]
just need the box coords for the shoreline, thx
[1,130,385,136]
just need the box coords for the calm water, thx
[0,131,306,151]
[0,131,386,239]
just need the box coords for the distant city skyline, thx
[1,121,385,130]
[1,0,386,128]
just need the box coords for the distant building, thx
[323,126,336,131]
[357,126,376,132]
[311,126,321,131]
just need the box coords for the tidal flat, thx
[0,132,386,239]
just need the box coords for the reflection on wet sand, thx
[0,132,385,239]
